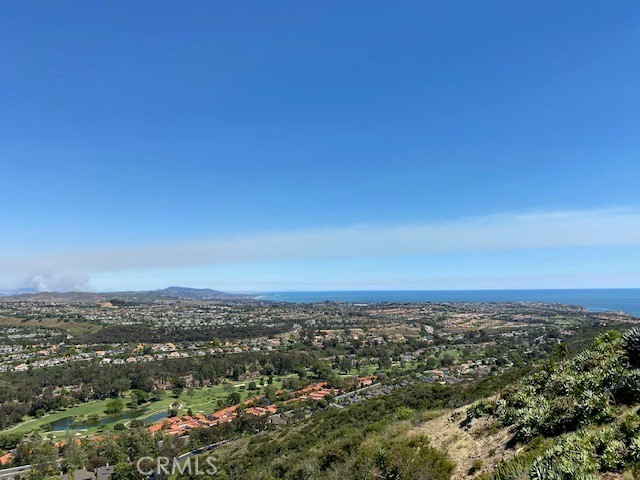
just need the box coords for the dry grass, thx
[0,316,102,336]
[411,406,517,479]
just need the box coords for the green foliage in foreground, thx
[490,415,640,480]
[624,326,640,368]
[469,331,640,442]
[470,329,640,479]
[206,368,531,479]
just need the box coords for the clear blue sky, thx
[1,1,639,292]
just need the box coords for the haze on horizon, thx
[1,1,639,293]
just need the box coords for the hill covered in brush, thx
[201,327,640,479]
[462,328,640,479]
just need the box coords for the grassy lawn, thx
[3,397,117,436]
[1,378,287,440]
[439,349,462,360]
[345,365,378,376]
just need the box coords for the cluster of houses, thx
[332,381,392,408]
[0,333,297,373]
[146,382,351,437]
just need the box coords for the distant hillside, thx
[153,286,250,300]
[0,287,38,296]
[0,286,257,303]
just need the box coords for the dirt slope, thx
[411,406,517,479]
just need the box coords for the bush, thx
[468,459,483,475]
[624,327,640,367]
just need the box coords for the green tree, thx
[264,385,277,403]
[226,391,241,406]
[172,387,183,398]
[111,462,135,480]
[61,434,88,473]
[553,342,569,361]
[130,389,148,406]
[378,355,392,370]
[15,432,57,469]
[150,389,166,402]
[105,398,124,414]
[440,354,454,367]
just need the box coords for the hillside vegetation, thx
[464,328,640,479]
[204,328,640,480]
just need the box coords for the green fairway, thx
[1,377,286,440]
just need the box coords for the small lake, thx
[48,409,169,431]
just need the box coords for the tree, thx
[295,365,308,380]
[105,399,124,415]
[172,387,183,398]
[378,355,392,370]
[440,354,454,367]
[150,389,166,402]
[226,392,241,406]
[130,390,148,406]
[61,434,88,473]
[339,357,352,374]
[15,432,57,469]
[111,462,135,480]
[111,378,131,397]
[553,342,569,361]
[264,385,277,403]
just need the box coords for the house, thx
[270,415,287,425]
[96,465,115,480]
[358,376,376,387]
[210,405,238,420]
[0,452,13,466]
[62,469,96,480]
[245,407,268,417]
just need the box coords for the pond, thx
[48,409,169,431]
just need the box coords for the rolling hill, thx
[0,286,256,303]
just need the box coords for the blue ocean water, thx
[257,289,640,317]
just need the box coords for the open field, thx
[0,316,102,337]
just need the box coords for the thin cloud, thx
[1,208,640,291]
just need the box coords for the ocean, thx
[257,289,640,317]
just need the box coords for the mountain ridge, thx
[0,286,256,303]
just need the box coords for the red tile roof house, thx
[147,386,341,437]
[358,375,377,387]
[211,405,238,420]
[0,452,13,466]
[245,407,268,417]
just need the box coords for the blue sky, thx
[1,1,639,292]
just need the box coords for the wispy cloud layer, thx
[2,208,640,291]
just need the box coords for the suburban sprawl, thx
[0,287,638,479]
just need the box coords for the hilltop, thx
[0,286,256,304]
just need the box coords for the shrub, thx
[468,459,483,475]
[624,327,640,368]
